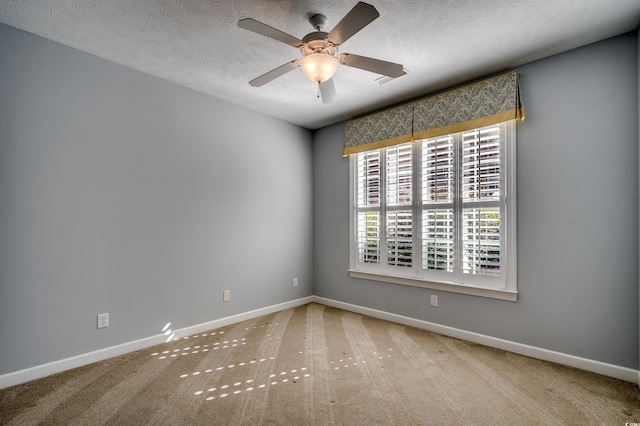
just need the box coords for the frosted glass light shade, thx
[301,53,338,83]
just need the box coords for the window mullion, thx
[413,141,421,277]
[380,148,388,267]
[500,121,508,283]
[453,132,463,282]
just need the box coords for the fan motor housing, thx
[301,32,337,57]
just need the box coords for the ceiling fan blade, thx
[319,78,337,103]
[339,53,404,78]
[238,18,305,48]
[249,60,301,87]
[326,2,379,46]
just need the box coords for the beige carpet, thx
[1,303,639,425]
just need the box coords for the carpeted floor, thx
[1,303,639,425]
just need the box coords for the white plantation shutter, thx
[350,121,516,300]
[422,209,454,271]
[462,126,501,201]
[387,210,413,267]
[357,212,380,264]
[422,136,454,203]
[421,135,455,272]
[386,143,413,206]
[462,208,501,276]
[357,150,381,206]
[356,151,381,265]
[386,143,413,268]
[461,126,502,277]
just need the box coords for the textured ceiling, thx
[1,0,639,129]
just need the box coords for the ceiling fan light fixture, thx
[301,53,338,83]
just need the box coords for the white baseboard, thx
[312,296,639,384]
[2,295,637,390]
[0,296,313,390]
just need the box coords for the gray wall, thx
[1,21,637,378]
[313,32,639,369]
[0,23,313,375]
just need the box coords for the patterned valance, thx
[342,71,524,156]
[413,70,524,140]
[342,104,413,156]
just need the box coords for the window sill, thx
[348,270,518,302]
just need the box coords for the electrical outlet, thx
[97,313,109,329]
[293,278,298,287]
[430,295,439,307]
[223,290,231,302]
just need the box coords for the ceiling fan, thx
[238,2,404,103]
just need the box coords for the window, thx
[350,121,517,301]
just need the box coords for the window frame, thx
[348,120,517,301]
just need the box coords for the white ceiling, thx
[1,1,639,130]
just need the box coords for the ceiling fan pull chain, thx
[317,83,321,99]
